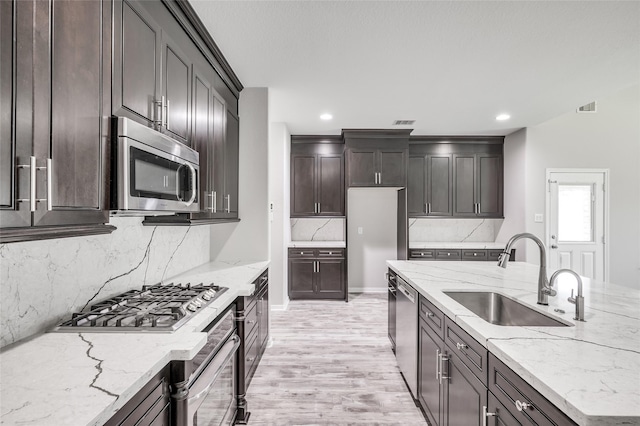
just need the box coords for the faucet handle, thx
[568,289,577,304]
[542,286,557,297]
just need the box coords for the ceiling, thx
[190,1,640,136]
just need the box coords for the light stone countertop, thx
[387,260,640,426]
[410,241,506,249]
[289,241,346,248]
[0,260,269,426]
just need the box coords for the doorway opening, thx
[546,169,609,282]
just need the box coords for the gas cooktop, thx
[52,282,228,332]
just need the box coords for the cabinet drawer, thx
[254,269,269,291]
[488,248,516,262]
[244,302,258,339]
[318,248,345,257]
[435,249,461,260]
[419,295,445,340]
[288,248,317,258]
[244,330,260,383]
[489,354,577,426]
[444,317,488,385]
[409,249,435,260]
[462,249,487,260]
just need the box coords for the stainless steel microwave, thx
[111,117,199,213]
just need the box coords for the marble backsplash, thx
[409,218,502,242]
[0,216,210,348]
[290,218,345,241]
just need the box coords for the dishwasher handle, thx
[397,280,416,304]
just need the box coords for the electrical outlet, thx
[357,227,363,235]
[534,214,543,223]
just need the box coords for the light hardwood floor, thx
[245,293,427,425]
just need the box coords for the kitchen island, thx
[387,260,640,426]
[0,260,268,426]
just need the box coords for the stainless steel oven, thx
[173,306,240,426]
[112,116,200,213]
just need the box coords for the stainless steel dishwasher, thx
[395,277,418,399]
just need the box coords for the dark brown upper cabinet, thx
[138,0,243,226]
[290,136,345,217]
[408,137,504,219]
[343,129,411,188]
[114,0,193,146]
[409,154,453,217]
[0,0,115,243]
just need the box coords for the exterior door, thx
[547,170,606,281]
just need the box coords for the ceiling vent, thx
[393,120,415,125]
[577,101,597,113]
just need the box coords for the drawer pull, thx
[248,320,256,325]
[482,406,497,426]
[247,357,255,362]
[515,400,533,412]
[456,342,468,350]
[329,251,333,255]
[427,312,434,318]
[447,252,451,256]
[473,253,477,256]
[300,251,304,255]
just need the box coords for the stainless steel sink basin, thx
[443,291,571,327]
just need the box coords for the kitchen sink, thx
[443,291,572,327]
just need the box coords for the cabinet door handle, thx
[212,191,216,212]
[16,156,37,212]
[427,203,431,214]
[439,352,450,383]
[436,349,441,380]
[456,342,468,350]
[226,194,231,213]
[161,95,167,128]
[154,98,163,126]
[166,99,170,129]
[477,203,481,214]
[35,159,52,211]
[482,406,497,426]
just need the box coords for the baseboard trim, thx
[271,298,290,311]
[348,288,388,294]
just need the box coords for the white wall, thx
[518,85,640,287]
[210,88,269,262]
[268,122,291,310]
[496,128,527,261]
[347,188,398,292]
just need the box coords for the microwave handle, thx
[187,335,240,415]
[184,163,197,206]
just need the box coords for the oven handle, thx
[187,334,240,414]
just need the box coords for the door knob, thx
[551,245,558,249]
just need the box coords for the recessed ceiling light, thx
[320,113,333,121]
[496,114,511,121]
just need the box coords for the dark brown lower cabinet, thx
[105,365,170,426]
[288,248,346,300]
[415,291,578,426]
[236,269,269,424]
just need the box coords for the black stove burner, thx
[54,283,228,332]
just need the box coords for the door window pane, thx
[558,184,593,242]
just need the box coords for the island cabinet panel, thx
[418,317,445,426]
[443,351,488,426]
[488,354,577,426]
[1,0,114,242]
[288,248,346,300]
[408,138,503,218]
[290,137,345,217]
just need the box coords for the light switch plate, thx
[534,213,543,223]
